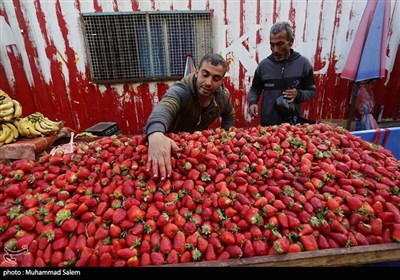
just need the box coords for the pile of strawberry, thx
[0,123,399,267]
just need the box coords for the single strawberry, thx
[252,240,268,256]
[242,239,255,257]
[391,224,400,242]
[19,215,36,231]
[273,236,290,253]
[20,252,35,267]
[112,208,127,225]
[300,235,318,251]
[150,251,165,265]
[61,218,78,232]
[52,237,69,252]
[159,236,172,254]
[126,256,140,267]
[180,251,192,263]
[63,246,77,265]
[220,231,235,245]
[163,223,179,239]
[99,252,113,267]
[50,251,63,267]
[117,248,137,259]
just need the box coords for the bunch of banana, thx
[14,112,63,138]
[0,122,19,146]
[0,95,23,121]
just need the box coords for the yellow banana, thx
[43,116,61,126]
[0,100,14,111]
[35,120,51,134]
[31,112,44,118]
[40,118,60,132]
[15,118,30,138]
[2,115,15,122]
[0,106,14,118]
[0,124,11,143]
[20,117,42,138]
[12,100,22,118]
[25,119,42,137]
[5,122,19,139]
[4,126,15,144]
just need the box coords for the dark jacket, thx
[144,73,236,134]
[248,50,316,126]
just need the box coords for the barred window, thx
[81,11,213,83]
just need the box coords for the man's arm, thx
[144,85,184,180]
[144,91,182,135]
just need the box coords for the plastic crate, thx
[351,127,400,160]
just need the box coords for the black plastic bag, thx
[275,95,296,115]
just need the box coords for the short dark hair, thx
[270,21,293,40]
[198,53,227,71]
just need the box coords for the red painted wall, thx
[1,0,399,135]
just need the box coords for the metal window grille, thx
[81,11,212,83]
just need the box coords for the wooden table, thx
[174,243,400,267]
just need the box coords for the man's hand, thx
[248,104,258,117]
[283,88,297,103]
[146,132,179,180]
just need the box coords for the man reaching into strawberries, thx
[144,53,236,180]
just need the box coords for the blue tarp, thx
[351,127,400,160]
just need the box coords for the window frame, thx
[80,10,213,84]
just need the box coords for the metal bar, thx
[162,18,170,76]
[146,13,154,77]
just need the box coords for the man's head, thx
[269,21,294,61]
[195,53,227,101]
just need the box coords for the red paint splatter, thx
[113,0,119,12]
[74,0,80,10]
[187,0,192,10]
[12,0,50,113]
[0,4,9,22]
[205,0,210,10]
[223,0,228,25]
[255,0,262,46]
[240,0,244,37]
[313,1,325,72]
[156,83,169,101]
[6,46,37,114]
[346,3,356,41]
[256,0,260,25]
[289,1,296,35]
[0,65,12,95]
[242,40,249,52]
[255,29,262,49]
[150,0,155,10]
[93,0,102,12]
[273,0,278,23]
[131,0,139,11]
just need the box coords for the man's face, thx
[195,61,226,100]
[270,30,293,61]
